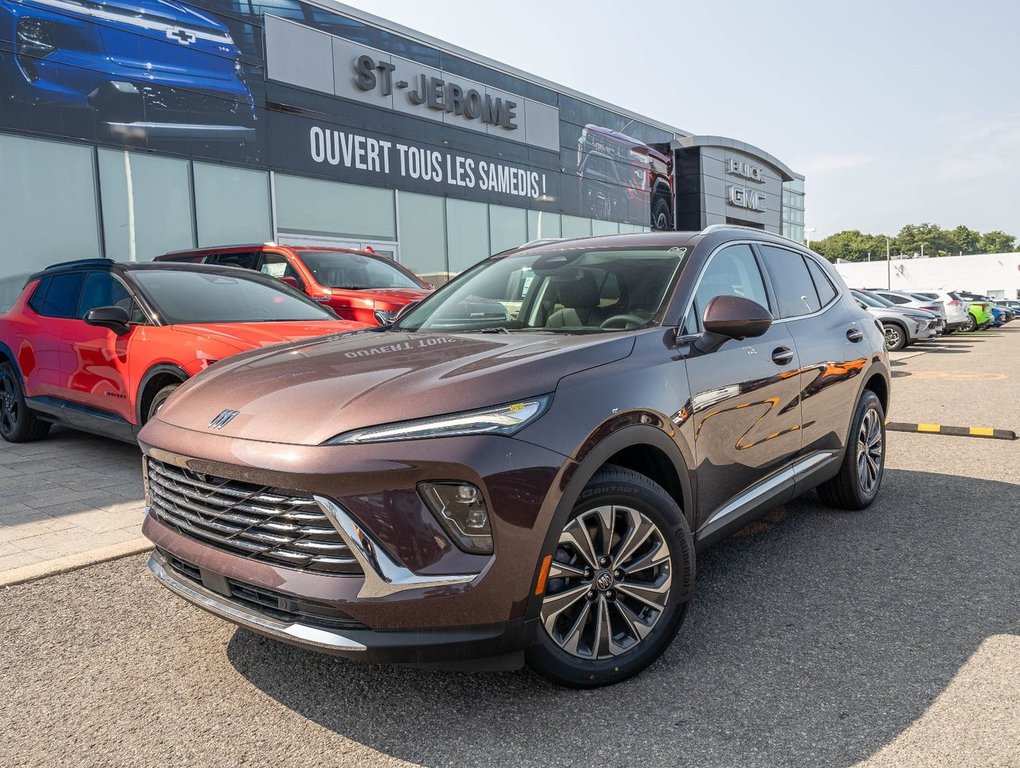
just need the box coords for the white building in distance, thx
[832,252,1020,299]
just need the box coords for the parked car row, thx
[2,228,896,689]
[852,287,1014,350]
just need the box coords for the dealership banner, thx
[0,0,676,227]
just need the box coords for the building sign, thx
[353,56,518,130]
[726,157,768,212]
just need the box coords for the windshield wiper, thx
[478,327,510,334]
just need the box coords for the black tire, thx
[652,198,671,231]
[883,322,907,351]
[0,361,50,443]
[962,313,977,332]
[817,390,885,510]
[526,465,695,688]
[146,383,180,424]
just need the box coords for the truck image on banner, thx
[0,0,256,154]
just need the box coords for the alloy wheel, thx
[540,505,672,660]
[0,367,20,437]
[856,408,883,495]
[884,325,902,350]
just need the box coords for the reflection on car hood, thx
[154,331,636,445]
[171,321,362,352]
[330,287,432,305]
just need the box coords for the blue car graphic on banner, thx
[0,0,255,144]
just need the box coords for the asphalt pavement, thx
[1,327,1018,768]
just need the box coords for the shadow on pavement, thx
[226,468,1020,768]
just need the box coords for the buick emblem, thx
[594,570,614,591]
[208,409,239,430]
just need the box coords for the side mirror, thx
[694,295,772,353]
[277,275,299,289]
[84,305,131,336]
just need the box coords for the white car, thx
[910,290,971,332]
[869,289,949,333]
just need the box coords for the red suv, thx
[156,245,433,325]
[0,259,365,444]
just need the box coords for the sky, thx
[339,0,1020,239]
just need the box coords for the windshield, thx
[299,252,422,290]
[131,269,336,324]
[396,245,687,333]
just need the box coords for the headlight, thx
[324,395,551,445]
[419,482,492,554]
[17,17,59,57]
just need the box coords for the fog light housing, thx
[418,482,493,555]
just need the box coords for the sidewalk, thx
[0,427,149,585]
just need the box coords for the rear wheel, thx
[962,313,977,332]
[0,362,50,443]
[817,390,885,510]
[527,466,694,688]
[652,198,671,230]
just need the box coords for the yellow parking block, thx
[969,427,995,437]
[917,423,941,433]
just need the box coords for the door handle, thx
[771,346,794,366]
[846,327,864,342]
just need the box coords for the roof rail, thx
[44,258,115,270]
[700,224,806,246]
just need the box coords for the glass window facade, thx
[193,163,272,247]
[527,210,561,240]
[0,134,101,274]
[275,174,396,240]
[489,205,527,254]
[782,177,806,244]
[447,199,490,275]
[99,150,195,262]
[397,192,447,283]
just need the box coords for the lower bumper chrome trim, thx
[147,552,367,652]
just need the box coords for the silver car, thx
[868,290,948,333]
[851,289,939,351]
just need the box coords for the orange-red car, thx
[155,244,433,325]
[0,259,366,444]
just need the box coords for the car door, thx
[63,271,135,422]
[29,271,87,400]
[757,245,866,462]
[679,243,803,533]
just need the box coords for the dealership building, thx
[0,0,805,285]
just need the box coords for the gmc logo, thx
[728,185,767,212]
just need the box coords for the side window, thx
[38,272,86,318]
[260,253,304,289]
[804,257,837,306]
[758,245,821,318]
[212,252,260,270]
[27,277,50,314]
[885,294,909,305]
[689,244,770,331]
[78,272,132,318]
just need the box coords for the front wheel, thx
[883,322,907,351]
[817,389,885,510]
[527,466,694,688]
[145,383,180,424]
[962,313,977,332]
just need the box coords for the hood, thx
[155,330,636,446]
[172,320,361,352]
[86,0,241,77]
[354,287,432,305]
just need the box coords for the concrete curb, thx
[0,538,152,588]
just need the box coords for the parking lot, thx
[1,326,1018,767]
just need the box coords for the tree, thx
[978,231,1016,254]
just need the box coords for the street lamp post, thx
[805,227,816,248]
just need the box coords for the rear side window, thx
[37,272,86,318]
[27,277,50,314]
[804,257,837,306]
[881,293,909,305]
[759,245,821,317]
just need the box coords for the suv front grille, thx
[138,84,249,121]
[147,459,361,575]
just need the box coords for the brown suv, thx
[140,227,890,687]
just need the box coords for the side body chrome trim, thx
[697,450,838,538]
[147,553,367,652]
[314,496,480,599]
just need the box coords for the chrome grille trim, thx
[146,458,362,575]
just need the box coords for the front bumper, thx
[148,550,532,668]
[139,420,572,657]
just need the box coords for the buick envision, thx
[140,227,890,687]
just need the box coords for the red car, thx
[156,244,433,325]
[0,259,366,444]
